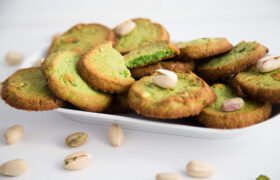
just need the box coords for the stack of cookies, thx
[2,18,279,129]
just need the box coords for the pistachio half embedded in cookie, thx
[221,97,244,112]
[197,83,271,129]
[48,23,115,55]
[124,41,179,69]
[196,41,268,82]
[1,67,64,111]
[128,72,216,119]
[256,56,280,72]
[114,20,136,36]
[78,42,135,93]
[176,37,233,60]
[152,69,178,89]
[233,65,280,103]
[114,18,170,54]
[42,50,112,112]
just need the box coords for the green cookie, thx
[233,65,280,103]
[77,42,135,93]
[114,18,170,54]
[1,67,64,111]
[42,50,112,112]
[197,83,271,129]
[48,23,115,55]
[128,72,216,119]
[176,37,233,60]
[124,41,179,69]
[197,41,268,82]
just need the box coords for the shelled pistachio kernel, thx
[65,132,88,147]
[256,175,270,180]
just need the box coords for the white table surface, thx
[1,0,280,179]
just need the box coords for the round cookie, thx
[130,61,195,79]
[128,72,216,119]
[48,23,115,55]
[233,66,280,103]
[77,42,135,93]
[124,41,179,69]
[176,38,233,60]
[197,83,271,129]
[42,50,112,112]
[196,41,268,82]
[1,67,64,111]
[114,18,170,54]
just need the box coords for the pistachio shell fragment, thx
[0,159,28,177]
[108,124,124,147]
[186,160,215,178]
[4,125,24,144]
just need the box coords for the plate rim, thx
[56,107,278,135]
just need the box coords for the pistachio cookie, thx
[176,38,233,60]
[233,66,280,103]
[48,24,115,55]
[77,42,135,93]
[128,72,216,119]
[42,50,112,112]
[114,18,170,54]
[197,41,268,82]
[130,61,195,79]
[197,84,271,129]
[124,41,179,69]
[1,67,64,111]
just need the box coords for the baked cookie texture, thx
[196,41,268,82]
[77,42,135,93]
[114,18,170,54]
[197,83,271,129]
[233,67,280,103]
[128,72,216,119]
[176,38,233,60]
[48,24,115,55]
[42,50,112,112]
[130,61,195,79]
[1,67,64,111]
[124,41,179,69]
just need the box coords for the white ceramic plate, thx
[21,48,280,139]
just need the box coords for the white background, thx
[1,0,280,179]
